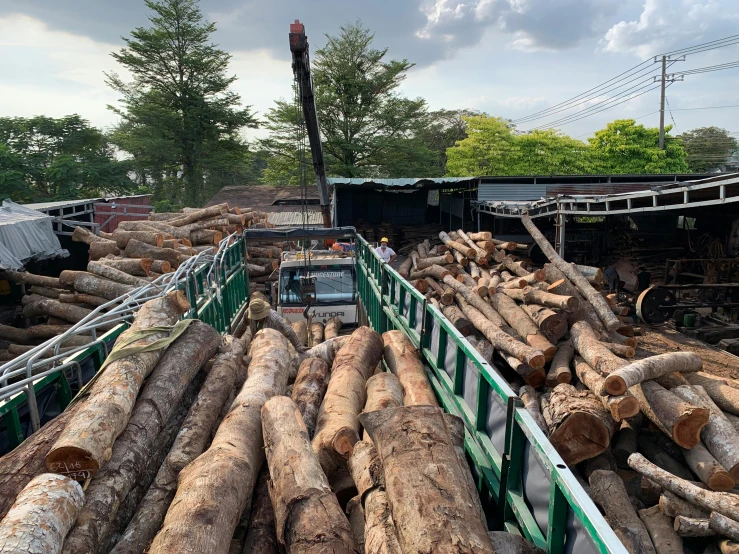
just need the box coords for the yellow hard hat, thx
[380,237,389,243]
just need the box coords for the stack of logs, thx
[0,289,536,554]
[0,203,270,365]
[394,220,739,554]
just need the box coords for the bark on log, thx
[576,264,604,284]
[636,435,694,480]
[73,272,135,301]
[501,257,531,278]
[72,225,109,244]
[602,342,636,358]
[440,304,475,336]
[262,396,360,553]
[87,261,149,287]
[672,385,739,480]
[520,385,548,435]
[588,470,656,554]
[546,339,573,387]
[630,381,709,449]
[346,497,365,554]
[6,344,75,359]
[397,257,413,278]
[61,322,221,554]
[1,270,64,290]
[613,414,642,469]
[629,453,739,522]
[364,372,404,414]
[0,324,32,345]
[540,384,616,465]
[684,442,736,491]
[382,329,438,407]
[638,505,683,554]
[110,336,244,554]
[124,239,181,267]
[570,320,626,376]
[112,231,164,249]
[360,406,494,554]
[523,289,579,312]
[468,232,492,241]
[150,260,172,274]
[28,285,66,298]
[312,327,384,477]
[490,292,556,359]
[241,467,278,554]
[457,271,477,288]
[97,257,152,276]
[522,214,621,330]
[324,316,342,340]
[291,357,330,439]
[684,373,739,416]
[416,253,454,270]
[45,291,190,477]
[439,231,475,258]
[88,241,121,260]
[0,473,84,554]
[710,512,739,542]
[501,353,545,387]
[148,328,291,554]
[674,516,715,536]
[521,304,568,343]
[191,229,223,245]
[22,298,107,327]
[409,264,450,281]
[660,490,709,519]
[166,204,228,227]
[457,230,490,263]
[603,352,703,396]
[310,321,324,346]
[574,356,639,421]
[291,320,309,347]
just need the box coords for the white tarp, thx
[0,200,68,270]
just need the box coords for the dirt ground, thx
[635,323,739,380]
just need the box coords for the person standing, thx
[604,266,620,293]
[375,237,397,264]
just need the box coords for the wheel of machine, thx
[636,286,676,325]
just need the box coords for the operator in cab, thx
[375,237,397,264]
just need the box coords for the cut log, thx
[468,231,492,241]
[0,473,84,554]
[1,270,64,290]
[60,321,222,553]
[684,373,739,416]
[630,381,709,449]
[397,256,413,278]
[674,516,715,536]
[523,289,580,312]
[545,339,573,387]
[110,335,244,554]
[613,414,642,469]
[382,329,438,407]
[22,297,107,327]
[148,328,291,554]
[191,229,223,245]
[603,352,703,396]
[545,269,606,335]
[25,324,79,340]
[72,225,109,244]
[683,443,736,492]
[150,259,171,274]
[291,357,330,439]
[241,467,279,554]
[0,324,31,345]
[457,229,489,263]
[570,320,626,376]
[291,320,309,347]
[588,470,656,554]
[310,321,324,346]
[45,291,190,477]
[312,327,384,477]
[409,264,450,281]
[28,285,66,298]
[7,344,75,359]
[112,230,164,249]
[457,271,477,288]
[520,385,548,435]
[710,512,739,542]
[720,540,739,554]
[440,304,475,336]
[87,261,149,287]
[522,214,621,330]
[672,385,739,480]
[416,253,453,270]
[97,257,152,276]
[73,272,134,301]
[574,356,639,421]
[490,293,556,359]
[521,304,568,343]
[638,505,683,554]
[456,296,546,370]
[346,497,365,554]
[629,453,739,522]
[636,435,694,480]
[439,231,475,258]
[660,489,709,519]
[360,406,494,554]
[124,239,181,267]
[540,384,616,465]
[262,396,360,553]
[324,316,342,340]
[364,372,403,414]
[501,353,546,387]
[601,342,636,358]
[89,240,121,260]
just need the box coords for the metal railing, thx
[355,234,626,554]
[0,235,248,448]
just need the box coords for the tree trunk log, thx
[683,443,736,491]
[672,385,739,480]
[613,414,641,469]
[439,231,475,258]
[291,320,309,347]
[409,264,450,281]
[45,291,190,477]
[546,339,573,387]
[28,285,66,298]
[489,292,556,359]
[710,512,739,542]
[660,490,709,519]
[148,328,291,554]
[397,257,412,278]
[674,515,715,536]
[570,321,626,375]
[346,497,365,554]
[241,466,278,554]
[416,254,454,270]
[522,289,579,312]
[149,259,172,274]
[97,257,152,276]
[26,324,79,339]
[636,435,694,480]
[87,261,149,287]
[603,352,703,396]
[22,298,109,328]
[324,316,342,340]
[124,239,181,267]
[292,357,330,439]
[545,268,606,335]
[588,469,656,554]
[72,225,109,244]
[310,322,324,346]
[630,381,709,449]
[191,229,223,245]
[468,232,492,241]
[522,213,621,330]
[639,505,683,554]
[540,384,616,465]
[0,474,84,554]
[73,272,134,301]
[574,357,639,421]
[110,335,244,554]
[520,386,548,435]
[501,353,546,387]
[167,204,228,226]
[89,240,121,260]
[360,406,494,554]
[312,327,384,477]
[602,342,636,358]
[684,373,739,415]
[440,304,475,336]
[364,372,403,413]
[381,330,438,407]
[263,396,360,553]
[1,270,65,290]
[0,324,31,345]
[521,304,568,343]
[112,231,164,249]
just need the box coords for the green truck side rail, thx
[355,234,626,554]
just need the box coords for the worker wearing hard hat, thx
[375,238,397,264]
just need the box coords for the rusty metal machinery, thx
[637,284,739,325]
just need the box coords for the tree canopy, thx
[0,115,134,202]
[107,0,257,207]
[680,126,738,173]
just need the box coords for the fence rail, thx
[355,234,625,554]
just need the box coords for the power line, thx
[672,60,739,76]
[663,35,739,57]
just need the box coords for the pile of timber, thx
[394,222,739,553]
[0,290,539,554]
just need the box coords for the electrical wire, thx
[672,60,739,76]
[665,96,678,133]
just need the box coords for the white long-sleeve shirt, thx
[375,246,395,262]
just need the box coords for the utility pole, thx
[654,55,685,150]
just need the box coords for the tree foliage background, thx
[680,126,738,173]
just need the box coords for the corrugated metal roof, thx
[23,198,100,211]
[266,211,323,226]
[327,177,473,187]
[478,183,547,202]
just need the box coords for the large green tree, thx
[107,0,257,206]
[680,126,738,173]
[0,115,134,202]
[261,22,431,183]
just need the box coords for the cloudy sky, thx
[1,0,738,142]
